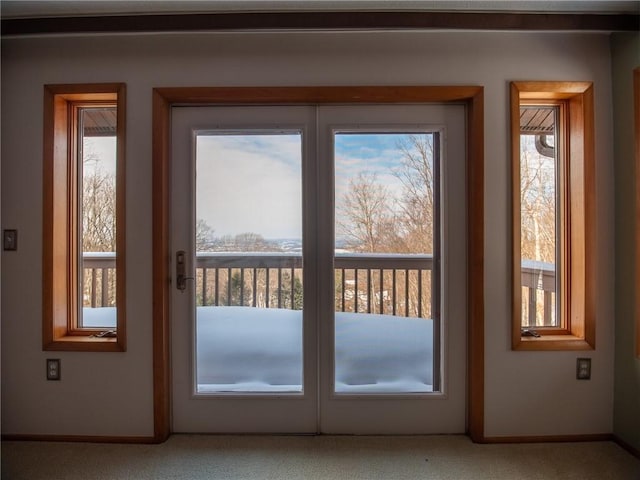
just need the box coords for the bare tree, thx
[81,151,117,307]
[336,135,437,317]
[82,163,116,252]
[337,171,392,252]
[518,135,558,326]
[213,232,277,252]
[519,138,556,264]
[196,219,216,251]
[393,134,436,254]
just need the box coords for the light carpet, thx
[2,435,639,480]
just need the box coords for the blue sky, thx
[83,131,432,240]
[196,132,430,240]
[334,133,415,207]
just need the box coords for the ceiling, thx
[520,107,555,135]
[83,108,117,137]
[2,1,639,19]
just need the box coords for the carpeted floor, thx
[2,435,639,480]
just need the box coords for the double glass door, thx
[171,104,466,434]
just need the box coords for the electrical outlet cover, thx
[47,359,61,381]
[576,358,591,380]
[3,230,17,251]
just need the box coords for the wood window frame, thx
[511,81,595,351]
[43,83,126,352]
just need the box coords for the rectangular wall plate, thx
[3,229,17,251]
[576,357,591,380]
[46,359,61,381]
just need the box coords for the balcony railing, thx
[83,252,117,307]
[333,254,433,318]
[521,260,556,327]
[82,253,557,324]
[196,252,303,310]
[196,252,434,318]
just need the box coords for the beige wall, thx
[1,31,616,437]
[612,31,640,452]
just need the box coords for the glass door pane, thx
[195,132,304,394]
[333,132,439,394]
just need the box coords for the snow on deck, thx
[83,306,434,394]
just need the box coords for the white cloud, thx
[83,137,117,175]
[196,135,302,239]
[195,132,430,240]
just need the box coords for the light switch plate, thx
[576,358,591,380]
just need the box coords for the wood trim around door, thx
[152,86,485,443]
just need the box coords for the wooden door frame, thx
[152,86,485,442]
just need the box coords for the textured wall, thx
[1,31,616,437]
[612,31,640,452]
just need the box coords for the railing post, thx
[265,269,270,308]
[277,268,282,309]
[341,269,346,312]
[405,269,410,317]
[101,268,108,306]
[379,269,384,315]
[528,287,537,326]
[417,269,423,318]
[392,270,397,316]
[290,268,294,309]
[240,269,245,306]
[91,269,97,308]
[544,291,552,326]
[202,267,208,306]
[215,268,220,306]
[366,269,372,314]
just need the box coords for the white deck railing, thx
[83,252,117,308]
[195,252,434,318]
[521,260,556,327]
[82,253,556,324]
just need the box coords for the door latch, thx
[176,250,193,292]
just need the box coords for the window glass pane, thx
[79,107,118,329]
[519,106,559,328]
[195,133,303,394]
[334,132,438,394]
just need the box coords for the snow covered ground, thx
[196,307,433,394]
[83,306,434,394]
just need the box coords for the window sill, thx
[513,334,594,351]
[43,335,124,352]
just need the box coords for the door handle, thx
[176,250,193,292]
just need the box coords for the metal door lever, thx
[176,250,193,292]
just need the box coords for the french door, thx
[170,104,466,434]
